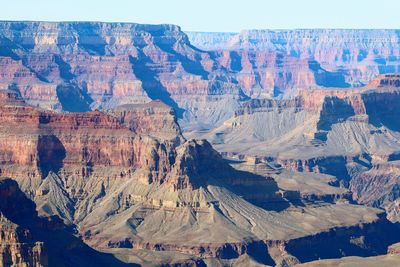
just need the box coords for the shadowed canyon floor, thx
[1,21,400,266]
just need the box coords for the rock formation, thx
[3,23,400,131]
[189,74,400,225]
[187,29,400,97]
[0,21,244,130]
[2,21,400,266]
[0,87,398,266]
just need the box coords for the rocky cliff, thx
[2,22,400,132]
[2,21,400,266]
[187,29,400,96]
[0,176,145,267]
[0,21,245,131]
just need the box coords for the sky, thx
[1,0,399,32]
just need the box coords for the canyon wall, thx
[0,21,243,130]
[0,178,47,267]
[1,21,400,265]
[187,29,400,97]
[2,22,399,131]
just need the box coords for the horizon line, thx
[0,20,399,33]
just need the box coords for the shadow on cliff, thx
[362,92,400,131]
[0,36,50,83]
[72,22,107,56]
[228,51,243,72]
[177,141,291,212]
[54,55,76,81]
[129,53,185,118]
[156,42,209,79]
[0,36,20,60]
[308,60,351,88]
[37,135,66,178]
[0,178,138,267]
[285,215,400,263]
[56,83,93,112]
[218,168,292,212]
[295,156,353,187]
[315,96,356,141]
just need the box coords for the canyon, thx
[187,30,400,97]
[0,21,400,266]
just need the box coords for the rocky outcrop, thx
[105,100,181,140]
[0,219,46,267]
[0,89,183,186]
[0,177,139,267]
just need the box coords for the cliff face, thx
[0,177,147,267]
[2,22,400,265]
[2,23,399,130]
[0,89,279,260]
[0,89,190,190]
[0,178,47,267]
[187,30,400,96]
[0,21,242,127]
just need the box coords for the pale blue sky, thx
[1,0,399,32]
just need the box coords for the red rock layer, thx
[0,90,267,194]
[0,21,240,112]
[188,29,400,96]
[0,90,181,190]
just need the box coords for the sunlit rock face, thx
[187,29,400,96]
[2,23,400,132]
[0,21,242,119]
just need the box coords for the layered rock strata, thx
[0,89,397,266]
[187,30,400,96]
[189,74,400,224]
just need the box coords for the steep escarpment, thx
[199,74,400,156]
[0,89,182,182]
[0,89,276,263]
[187,30,400,96]
[0,21,245,130]
[0,177,139,267]
[3,23,400,133]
